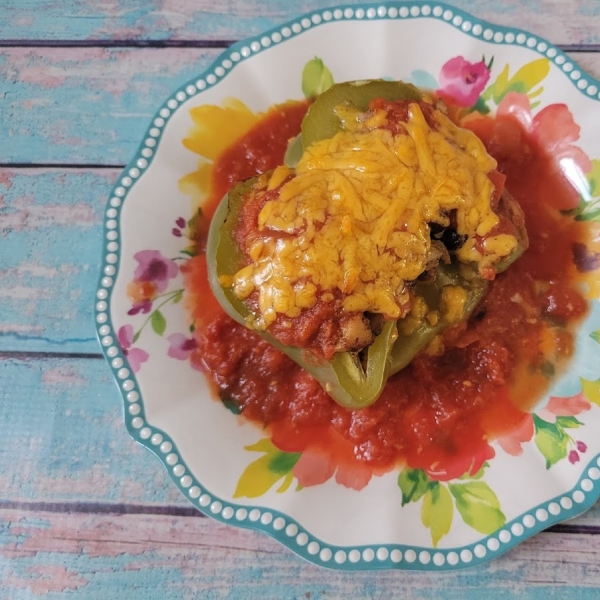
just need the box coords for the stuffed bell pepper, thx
[207,80,528,409]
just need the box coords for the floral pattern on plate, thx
[98,3,600,570]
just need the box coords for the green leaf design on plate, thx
[459,461,489,480]
[533,414,568,468]
[172,289,183,304]
[302,57,334,99]
[151,309,167,336]
[398,468,431,506]
[448,481,506,535]
[590,330,600,344]
[421,483,454,547]
[471,96,490,115]
[234,439,301,498]
[555,415,583,429]
[588,159,600,197]
[269,449,302,474]
[570,161,600,221]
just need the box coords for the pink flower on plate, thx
[133,250,178,294]
[127,250,179,315]
[496,92,592,207]
[292,446,373,491]
[537,391,591,423]
[127,299,152,316]
[167,333,198,360]
[496,413,535,457]
[437,56,492,107]
[568,439,588,465]
[117,324,149,372]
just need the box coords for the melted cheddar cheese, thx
[231,102,514,329]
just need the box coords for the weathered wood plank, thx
[0,356,187,507]
[3,355,600,529]
[2,0,599,46]
[2,508,600,598]
[0,168,116,353]
[1,48,599,165]
[0,47,220,165]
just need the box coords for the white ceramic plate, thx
[96,2,600,570]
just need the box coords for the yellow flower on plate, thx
[179,98,262,207]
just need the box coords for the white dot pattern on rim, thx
[349,549,361,563]
[97,2,600,571]
[249,509,260,522]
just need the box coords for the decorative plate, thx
[95,2,600,570]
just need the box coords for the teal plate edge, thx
[94,1,600,571]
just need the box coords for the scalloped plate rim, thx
[94,0,600,571]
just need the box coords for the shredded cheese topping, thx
[231,102,513,329]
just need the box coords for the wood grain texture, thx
[2,509,600,599]
[0,47,220,165]
[2,0,599,45]
[0,356,186,507]
[0,168,114,352]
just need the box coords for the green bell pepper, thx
[206,178,524,409]
[285,79,422,167]
[207,178,398,410]
[206,81,527,410]
[302,79,422,148]
[389,189,528,375]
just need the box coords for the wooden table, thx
[2,1,600,597]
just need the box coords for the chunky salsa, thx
[183,99,589,481]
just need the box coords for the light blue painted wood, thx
[1,509,600,598]
[0,356,187,506]
[0,47,220,164]
[1,0,599,45]
[0,169,115,353]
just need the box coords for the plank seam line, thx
[0,500,203,517]
[0,40,598,51]
[0,351,103,360]
[0,163,124,169]
[0,500,599,535]
[0,39,235,48]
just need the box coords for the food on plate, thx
[183,80,589,481]
[207,81,528,408]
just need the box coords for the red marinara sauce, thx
[183,100,589,481]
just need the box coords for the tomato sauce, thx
[183,100,589,482]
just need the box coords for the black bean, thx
[441,228,467,251]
